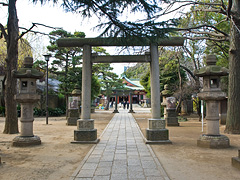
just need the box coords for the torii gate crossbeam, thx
[57,37,184,144]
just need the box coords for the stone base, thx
[197,134,230,149]
[12,135,41,147]
[72,129,99,144]
[145,139,172,144]
[128,110,135,113]
[166,117,179,126]
[66,117,78,126]
[232,156,240,170]
[146,128,171,144]
[113,110,119,113]
[67,109,79,126]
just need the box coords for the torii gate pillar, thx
[57,37,184,144]
[145,44,171,144]
[72,45,99,144]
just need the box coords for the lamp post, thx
[43,54,51,125]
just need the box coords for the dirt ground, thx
[0,109,240,180]
[133,112,240,180]
[0,111,114,180]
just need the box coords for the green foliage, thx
[33,0,178,38]
[140,71,151,98]
[93,63,124,95]
[178,0,230,93]
[33,107,65,117]
[46,30,100,99]
[91,75,101,100]
[122,63,150,79]
[0,106,5,116]
[93,62,124,109]
[140,48,187,97]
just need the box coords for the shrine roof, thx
[123,77,145,91]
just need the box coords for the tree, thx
[225,0,240,133]
[175,0,240,133]
[92,62,123,110]
[140,48,186,97]
[122,63,150,79]
[33,0,240,133]
[0,0,19,134]
[47,29,85,113]
[0,34,33,111]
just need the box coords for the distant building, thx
[99,76,148,106]
[119,76,147,104]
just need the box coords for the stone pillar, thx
[73,45,99,144]
[113,93,119,113]
[12,57,44,147]
[195,55,229,148]
[146,44,171,144]
[128,92,135,113]
[166,97,179,126]
[232,149,240,170]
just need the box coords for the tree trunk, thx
[3,0,19,134]
[225,0,240,134]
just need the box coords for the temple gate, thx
[57,37,184,144]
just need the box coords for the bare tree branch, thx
[18,23,63,39]
[186,30,227,37]
[151,1,225,21]
[0,23,8,40]
[193,8,223,13]
[177,24,229,37]
[0,2,8,6]
[184,36,228,41]
[180,64,197,81]
[227,0,232,17]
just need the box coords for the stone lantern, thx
[161,84,173,119]
[194,55,229,148]
[12,57,44,147]
[67,84,81,125]
[165,97,179,126]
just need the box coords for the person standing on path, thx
[123,101,126,109]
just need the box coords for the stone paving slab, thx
[70,109,170,180]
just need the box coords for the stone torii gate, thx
[57,37,184,144]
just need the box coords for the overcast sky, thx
[0,1,136,76]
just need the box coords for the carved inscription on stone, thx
[149,119,165,129]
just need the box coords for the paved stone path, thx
[70,109,170,180]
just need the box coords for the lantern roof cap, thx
[72,84,81,96]
[13,57,44,79]
[194,55,228,77]
[161,84,173,96]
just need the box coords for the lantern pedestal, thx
[232,150,240,170]
[67,109,79,126]
[166,109,179,126]
[197,134,230,149]
[12,135,41,147]
[67,85,81,126]
[12,57,43,147]
[194,55,230,149]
